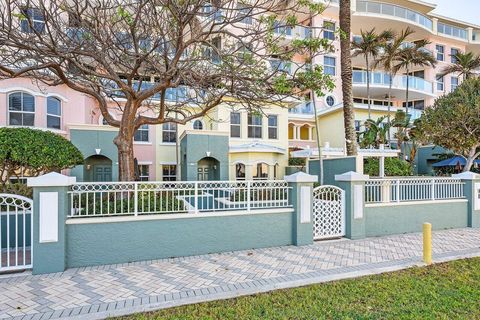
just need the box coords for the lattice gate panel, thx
[312,186,345,240]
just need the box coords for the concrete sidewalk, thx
[1,228,479,320]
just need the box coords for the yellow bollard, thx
[423,223,432,265]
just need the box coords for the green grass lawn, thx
[119,258,480,320]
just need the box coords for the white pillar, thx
[432,18,438,34]
[308,126,313,141]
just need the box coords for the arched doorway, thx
[84,155,113,182]
[197,157,220,181]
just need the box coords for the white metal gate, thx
[312,185,345,240]
[0,194,33,273]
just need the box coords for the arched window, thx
[8,92,35,126]
[47,97,61,129]
[193,120,203,130]
[253,162,268,180]
[235,163,246,180]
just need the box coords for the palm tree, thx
[339,0,357,156]
[359,116,391,149]
[439,51,480,81]
[393,41,436,116]
[351,28,394,119]
[374,27,415,140]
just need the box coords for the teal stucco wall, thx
[309,157,356,186]
[69,129,120,182]
[364,200,469,237]
[66,211,294,268]
[180,133,229,181]
[414,145,448,175]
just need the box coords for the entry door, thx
[197,166,209,181]
[94,165,112,182]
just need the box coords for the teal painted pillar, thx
[27,173,76,275]
[335,171,369,240]
[453,172,480,228]
[285,172,317,246]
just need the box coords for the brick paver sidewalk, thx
[1,228,480,320]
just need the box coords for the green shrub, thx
[364,158,412,177]
[288,158,306,166]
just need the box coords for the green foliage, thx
[122,258,480,320]
[417,78,480,170]
[288,158,306,166]
[0,127,84,188]
[358,116,390,148]
[364,158,412,177]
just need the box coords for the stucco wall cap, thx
[27,172,77,187]
[335,171,369,182]
[452,171,480,180]
[284,171,318,183]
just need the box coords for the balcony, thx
[273,22,312,46]
[269,60,311,76]
[105,81,195,103]
[355,1,433,31]
[289,101,314,116]
[437,22,468,41]
[352,70,435,100]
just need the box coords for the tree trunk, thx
[313,100,324,185]
[464,148,480,172]
[405,68,410,116]
[339,0,357,156]
[114,129,136,181]
[366,57,371,119]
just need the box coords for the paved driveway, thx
[1,228,480,320]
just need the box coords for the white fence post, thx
[247,181,251,211]
[194,181,199,213]
[134,183,138,216]
[431,179,435,200]
[396,180,400,202]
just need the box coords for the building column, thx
[308,126,313,141]
[432,18,438,34]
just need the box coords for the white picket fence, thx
[69,180,291,217]
[365,177,465,204]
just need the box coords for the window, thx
[8,92,35,126]
[253,163,268,180]
[323,21,335,40]
[402,100,425,110]
[134,124,149,142]
[162,122,177,143]
[354,120,362,132]
[230,112,241,138]
[248,114,262,138]
[436,44,444,61]
[46,97,61,129]
[162,165,177,181]
[21,8,45,34]
[451,76,459,91]
[436,75,444,91]
[324,57,336,76]
[235,163,246,180]
[138,165,149,181]
[451,48,459,63]
[193,120,203,130]
[237,5,253,24]
[325,95,335,107]
[268,115,278,139]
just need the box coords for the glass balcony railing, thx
[356,1,433,31]
[273,22,312,40]
[352,70,434,95]
[289,101,314,115]
[105,80,193,102]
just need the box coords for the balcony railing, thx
[273,22,312,40]
[352,70,434,95]
[356,1,433,31]
[289,101,314,115]
[105,81,193,102]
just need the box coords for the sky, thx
[429,0,479,25]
